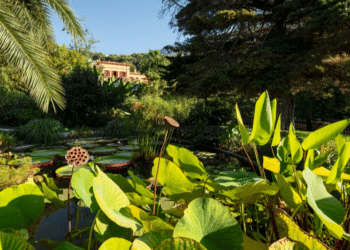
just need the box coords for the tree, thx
[161,0,350,128]
[0,0,84,112]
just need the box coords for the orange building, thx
[92,60,148,83]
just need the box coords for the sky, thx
[51,0,183,55]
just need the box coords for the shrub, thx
[0,132,15,152]
[104,117,130,138]
[16,118,62,146]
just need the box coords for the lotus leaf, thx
[54,241,85,250]
[41,182,65,208]
[131,231,172,250]
[0,184,44,229]
[126,192,154,206]
[56,165,92,178]
[154,237,207,250]
[236,103,251,145]
[214,171,262,188]
[269,237,307,250]
[0,231,35,250]
[243,234,268,250]
[174,198,243,250]
[99,237,132,250]
[128,171,153,199]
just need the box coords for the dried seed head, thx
[65,146,89,166]
[164,116,179,130]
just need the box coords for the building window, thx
[112,71,118,78]
[121,72,126,77]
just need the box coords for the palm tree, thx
[0,0,84,112]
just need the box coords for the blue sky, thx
[51,0,183,55]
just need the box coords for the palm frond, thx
[43,0,84,39]
[0,2,65,112]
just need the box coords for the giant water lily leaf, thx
[222,180,279,204]
[41,182,65,208]
[166,145,207,180]
[0,184,44,229]
[154,237,207,250]
[236,103,251,145]
[173,198,243,250]
[121,205,174,233]
[327,142,350,184]
[152,158,196,202]
[214,171,262,188]
[127,171,153,199]
[71,168,99,213]
[263,157,280,173]
[251,91,274,146]
[126,192,154,206]
[54,241,84,250]
[131,231,172,250]
[303,168,345,239]
[272,115,281,147]
[275,174,302,210]
[302,119,350,150]
[288,124,303,164]
[274,209,330,249]
[94,210,132,243]
[99,237,132,250]
[268,237,307,250]
[93,167,141,232]
[243,234,268,250]
[0,231,35,250]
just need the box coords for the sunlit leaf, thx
[243,234,268,250]
[268,237,307,250]
[272,115,281,147]
[41,182,65,208]
[153,237,207,250]
[99,237,132,250]
[263,156,280,173]
[236,103,251,145]
[0,230,35,250]
[214,171,262,188]
[275,174,302,210]
[327,142,350,184]
[131,231,172,250]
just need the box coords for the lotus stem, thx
[152,129,169,215]
[88,210,100,250]
[67,165,75,242]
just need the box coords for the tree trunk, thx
[277,93,295,130]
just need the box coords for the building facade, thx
[93,60,148,83]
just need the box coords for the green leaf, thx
[106,174,135,193]
[288,124,303,164]
[327,142,350,184]
[0,184,44,229]
[222,180,279,204]
[236,103,251,145]
[251,91,274,146]
[131,231,172,250]
[127,171,153,199]
[271,98,277,127]
[92,167,142,232]
[263,157,280,173]
[173,198,243,250]
[99,237,132,250]
[41,182,65,208]
[153,237,207,250]
[269,237,307,250]
[304,149,314,170]
[275,174,302,210]
[277,137,292,164]
[125,192,154,206]
[335,134,346,154]
[43,174,62,194]
[71,168,99,213]
[54,241,84,250]
[166,144,207,180]
[243,234,268,250]
[274,209,329,249]
[302,119,350,150]
[214,171,262,188]
[272,115,281,147]
[303,168,345,239]
[0,231,35,250]
[94,210,132,243]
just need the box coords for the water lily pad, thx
[88,147,118,155]
[119,145,140,151]
[27,149,66,157]
[8,156,54,168]
[93,155,133,170]
[106,143,122,147]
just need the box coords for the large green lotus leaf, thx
[214,171,263,188]
[131,231,172,250]
[275,173,302,210]
[154,237,207,250]
[166,144,207,180]
[236,103,251,145]
[274,209,329,249]
[56,165,91,178]
[251,91,274,146]
[121,205,174,233]
[288,124,303,164]
[126,192,154,206]
[195,178,225,192]
[106,173,136,193]
[0,231,35,250]
[268,237,307,250]
[0,184,44,229]
[302,119,350,150]
[243,234,268,250]
[43,174,62,194]
[173,198,243,250]
[93,167,141,232]
[54,241,85,250]
[71,168,99,213]
[94,210,133,243]
[327,142,350,184]
[99,237,132,250]
[222,180,279,204]
[127,171,153,199]
[272,115,281,147]
[41,182,65,208]
[152,158,195,197]
[303,168,345,239]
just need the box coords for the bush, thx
[104,117,130,138]
[16,118,62,146]
[0,132,15,152]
